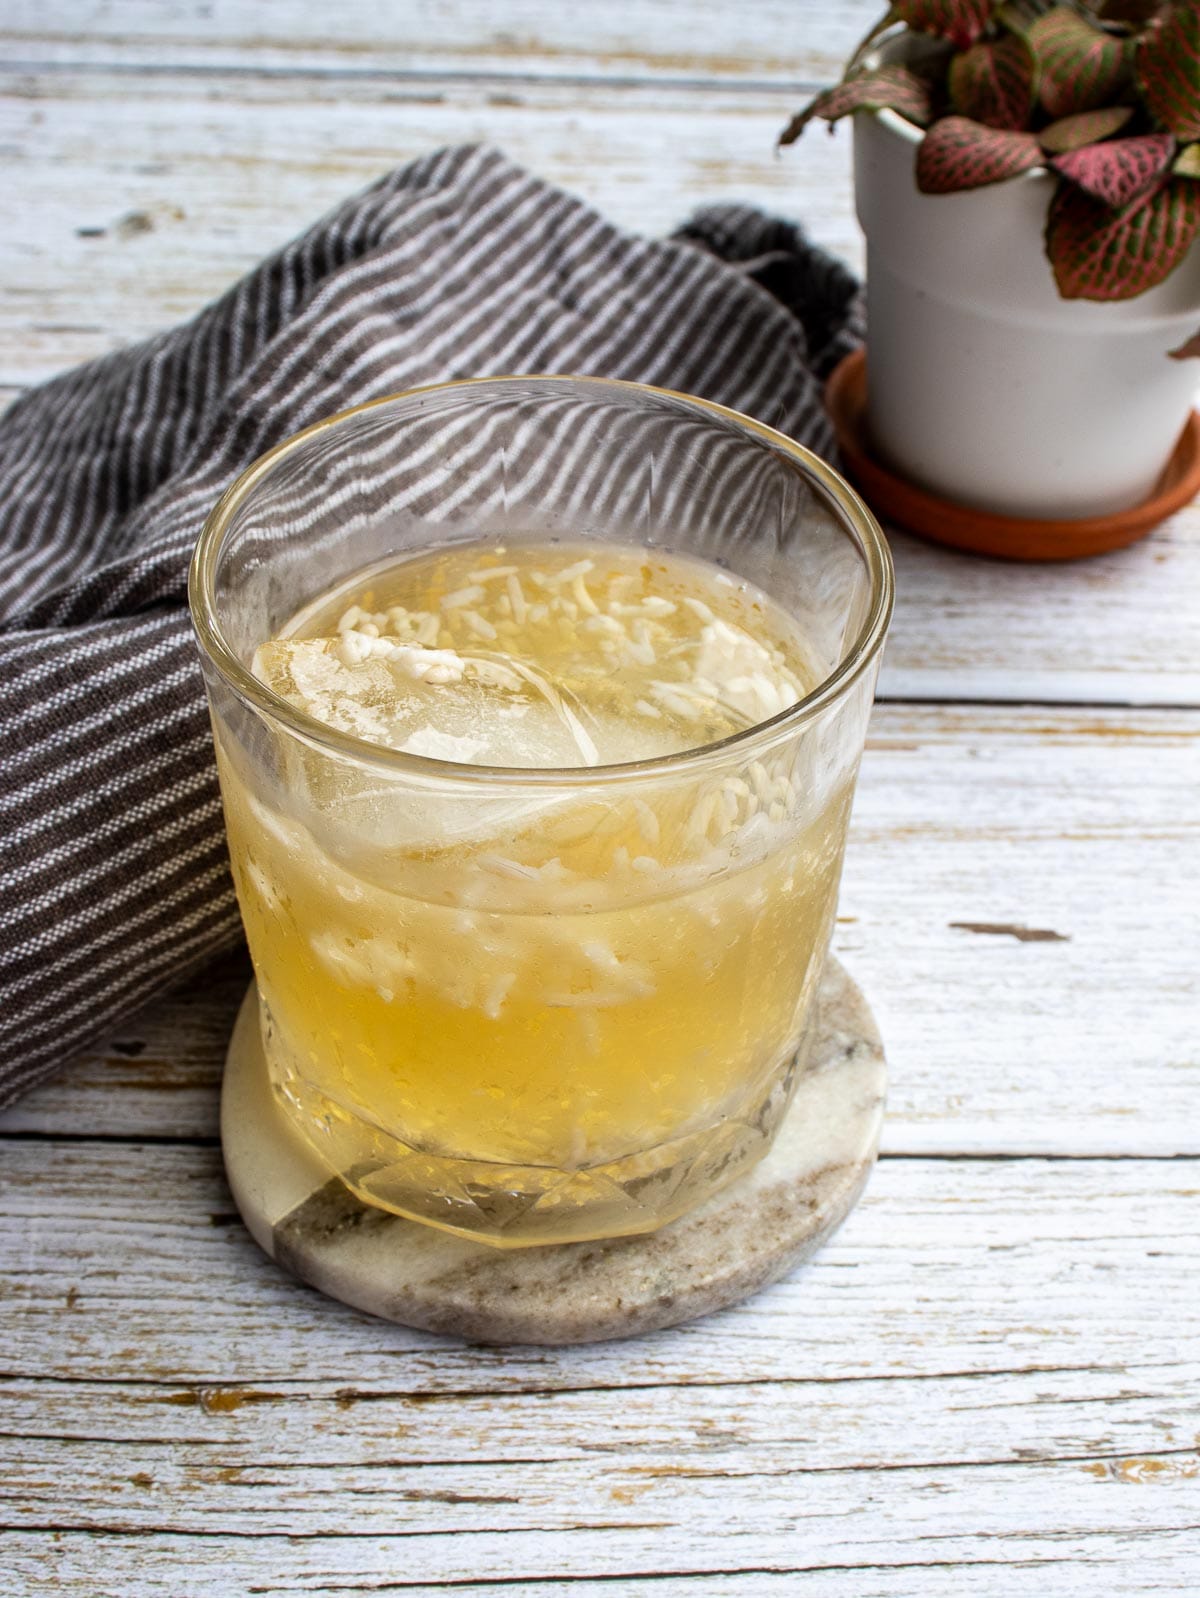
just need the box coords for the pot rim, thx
[862,27,1059,181]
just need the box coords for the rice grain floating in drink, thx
[217,540,853,1246]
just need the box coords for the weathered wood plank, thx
[0,948,247,1143]
[4,69,1199,703]
[843,705,1200,1154]
[3,1469,1198,1592]
[6,1539,1200,1598]
[4,705,1195,1153]
[4,1367,1195,1502]
[4,9,1195,1594]
[4,1144,1197,1384]
[881,519,1200,707]
[2,1145,1197,1588]
[4,0,879,83]
[0,68,859,387]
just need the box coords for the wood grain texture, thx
[7,1551,1200,1598]
[2,0,881,81]
[3,66,1198,702]
[5,705,1196,1155]
[3,1145,1197,1590]
[0,68,861,386]
[4,7,1199,1592]
[880,519,1200,706]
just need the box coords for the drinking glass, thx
[189,376,892,1247]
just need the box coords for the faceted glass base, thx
[266,1008,812,1249]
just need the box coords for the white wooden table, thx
[3,5,1199,1593]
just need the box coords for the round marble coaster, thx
[222,956,886,1346]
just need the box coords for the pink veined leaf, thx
[1137,4,1200,140]
[779,66,933,145]
[1168,325,1200,357]
[1050,131,1176,206]
[892,0,994,48]
[949,32,1039,128]
[1045,174,1200,298]
[1174,141,1200,176]
[1039,105,1135,151]
[1030,6,1131,116]
[917,116,1045,191]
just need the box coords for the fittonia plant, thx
[782,0,1200,354]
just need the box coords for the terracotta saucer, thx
[824,347,1200,561]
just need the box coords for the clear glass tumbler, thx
[190,376,892,1248]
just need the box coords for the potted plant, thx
[783,0,1200,529]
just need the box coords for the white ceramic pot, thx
[854,107,1200,519]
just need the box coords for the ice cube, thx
[398,726,489,763]
[253,636,622,770]
[251,638,410,746]
[247,633,707,877]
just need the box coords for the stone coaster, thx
[222,956,886,1345]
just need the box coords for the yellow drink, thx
[218,543,852,1245]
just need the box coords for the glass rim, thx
[188,374,894,789]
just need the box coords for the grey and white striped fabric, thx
[0,144,862,1107]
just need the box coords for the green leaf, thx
[1039,105,1135,151]
[917,115,1045,191]
[1137,4,1200,140]
[1050,131,1175,205]
[1030,7,1131,116]
[949,32,1039,128]
[779,65,933,145]
[1046,174,1200,298]
[892,0,995,47]
[1174,141,1200,177]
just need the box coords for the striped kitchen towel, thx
[0,144,862,1106]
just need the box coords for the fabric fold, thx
[0,143,861,1105]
